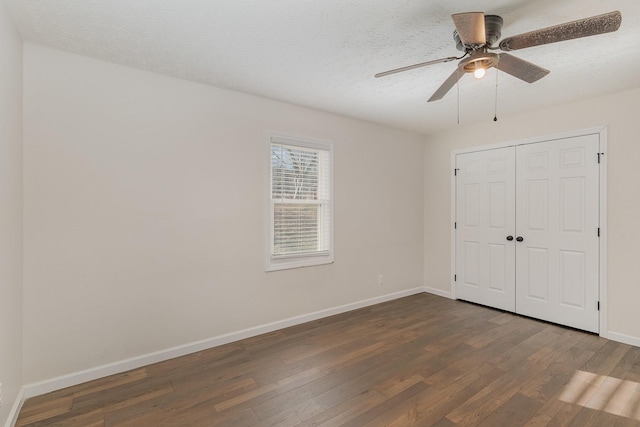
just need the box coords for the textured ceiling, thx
[5,0,640,135]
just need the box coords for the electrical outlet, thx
[378,274,384,285]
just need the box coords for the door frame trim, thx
[450,126,608,337]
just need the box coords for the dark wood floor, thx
[16,293,640,426]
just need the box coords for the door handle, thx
[516,236,524,242]
[506,235,514,241]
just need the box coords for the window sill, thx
[266,255,334,272]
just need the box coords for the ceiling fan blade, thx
[375,56,458,78]
[499,10,622,51]
[496,53,549,83]
[428,68,464,102]
[452,12,486,46]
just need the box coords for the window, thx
[267,133,333,271]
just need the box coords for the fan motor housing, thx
[454,14,504,50]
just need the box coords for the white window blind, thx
[267,134,333,271]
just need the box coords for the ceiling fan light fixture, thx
[459,51,499,77]
[375,10,622,103]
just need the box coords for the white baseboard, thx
[607,331,640,348]
[5,386,25,427]
[23,287,426,400]
[423,286,452,299]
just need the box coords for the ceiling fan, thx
[375,11,622,102]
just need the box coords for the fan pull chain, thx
[494,68,499,122]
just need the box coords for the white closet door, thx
[515,135,600,332]
[455,148,516,311]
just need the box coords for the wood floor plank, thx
[311,347,437,410]
[70,378,174,413]
[15,395,74,426]
[15,293,640,426]
[374,373,426,398]
[613,346,640,382]
[295,388,387,426]
[522,398,568,427]
[15,401,74,427]
[620,384,640,422]
[339,382,433,427]
[582,340,632,375]
[444,362,539,426]
[520,334,595,404]
[213,366,324,412]
[256,397,324,427]
[71,369,149,399]
[477,392,542,427]
[387,363,504,427]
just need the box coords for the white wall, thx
[0,0,22,425]
[424,87,640,343]
[22,43,424,384]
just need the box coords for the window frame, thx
[266,132,334,272]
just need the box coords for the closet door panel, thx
[515,135,599,333]
[455,148,516,311]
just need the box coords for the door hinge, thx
[454,168,459,176]
[454,274,457,282]
[597,227,600,237]
[597,152,604,163]
[597,301,600,311]
[454,222,457,229]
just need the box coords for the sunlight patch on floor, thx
[559,370,640,420]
